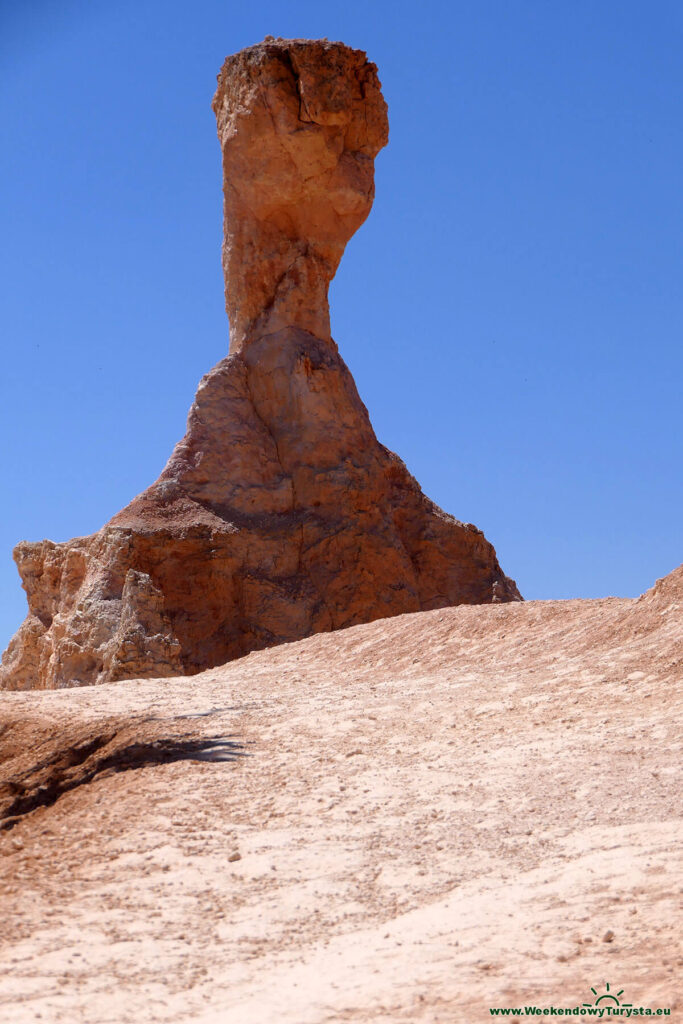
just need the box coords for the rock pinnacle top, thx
[213,38,388,351]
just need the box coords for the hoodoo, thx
[0,38,520,690]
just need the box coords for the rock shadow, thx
[0,723,249,832]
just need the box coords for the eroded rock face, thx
[0,38,520,691]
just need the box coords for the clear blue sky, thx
[1,0,681,650]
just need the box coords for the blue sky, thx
[1,0,681,650]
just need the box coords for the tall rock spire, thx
[0,39,520,691]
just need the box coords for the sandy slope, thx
[0,568,681,1022]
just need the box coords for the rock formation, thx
[0,38,520,691]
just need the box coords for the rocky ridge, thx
[0,38,520,691]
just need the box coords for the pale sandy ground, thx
[1,567,681,1023]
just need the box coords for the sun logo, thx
[583,982,632,1008]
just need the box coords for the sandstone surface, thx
[0,38,519,691]
[0,566,680,1021]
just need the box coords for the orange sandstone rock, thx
[0,38,520,690]
[214,39,389,352]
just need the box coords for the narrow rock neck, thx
[223,209,338,354]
